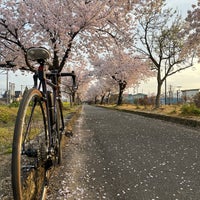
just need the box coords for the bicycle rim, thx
[12,88,48,200]
[47,93,63,166]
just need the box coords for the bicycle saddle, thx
[27,47,50,61]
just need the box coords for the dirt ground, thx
[0,154,12,200]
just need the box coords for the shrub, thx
[181,104,200,115]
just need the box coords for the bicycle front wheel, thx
[12,88,48,200]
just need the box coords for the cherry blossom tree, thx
[0,0,140,71]
[84,83,100,104]
[98,78,115,104]
[92,50,153,105]
[134,0,195,108]
[93,78,115,104]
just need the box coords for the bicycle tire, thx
[56,100,62,165]
[46,92,62,165]
[12,88,48,200]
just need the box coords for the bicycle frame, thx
[33,64,76,151]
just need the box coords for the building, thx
[181,89,200,103]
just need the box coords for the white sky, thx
[0,0,199,96]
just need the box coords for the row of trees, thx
[84,0,200,106]
[0,0,199,107]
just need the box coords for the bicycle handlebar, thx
[45,70,77,89]
[60,72,76,88]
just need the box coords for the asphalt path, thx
[47,105,200,200]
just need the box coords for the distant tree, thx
[134,0,195,108]
[185,0,200,60]
[92,50,153,105]
[90,79,110,105]
[85,83,100,104]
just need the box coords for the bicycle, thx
[11,47,76,200]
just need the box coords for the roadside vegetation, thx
[104,103,200,118]
[98,92,200,120]
[0,104,18,154]
[0,102,78,155]
[100,92,200,120]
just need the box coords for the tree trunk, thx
[117,86,124,105]
[94,96,98,104]
[106,91,111,104]
[155,81,163,108]
[72,92,75,103]
[69,95,72,107]
[117,81,127,106]
[100,94,105,105]
[117,90,123,105]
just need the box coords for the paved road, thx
[47,105,200,200]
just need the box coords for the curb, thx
[98,106,200,128]
[64,105,82,132]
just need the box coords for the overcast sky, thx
[0,0,199,95]
[166,0,197,17]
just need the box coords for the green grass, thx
[62,102,77,116]
[0,127,14,153]
[0,106,17,124]
[0,102,79,154]
[0,105,18,154]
